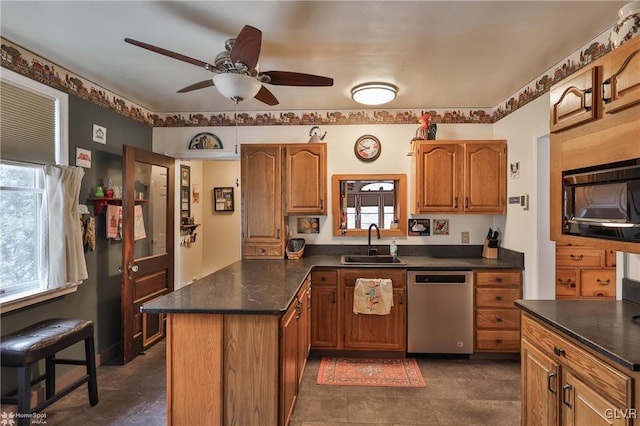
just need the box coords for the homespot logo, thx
[605,408,637,419]
[0,412,48,425]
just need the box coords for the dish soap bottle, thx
[390,239,398,258]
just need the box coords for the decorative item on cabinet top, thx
[188,132,223,150]
[308,126,327,143]
[609,1,640,49]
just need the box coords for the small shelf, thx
[88,197,148,215]
[180,224,200,231]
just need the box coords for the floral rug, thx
[317,357,425,387]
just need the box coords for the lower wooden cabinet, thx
[280,277,311,426]
[474,269,522,352]
[555,244,616,299]
[311,268,406,352]
[520,313,634,426]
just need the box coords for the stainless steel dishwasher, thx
[407,270,473,354]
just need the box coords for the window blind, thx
[1,81,56,164]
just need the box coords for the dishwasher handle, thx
[411,274,469,284]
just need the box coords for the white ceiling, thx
[0,1,626,113]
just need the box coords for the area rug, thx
[317,357,425,387]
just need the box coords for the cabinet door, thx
[297,280,311,386]
[280,303,298,426]
[284,144,327,214]
[521,341,559,426]
[464,142,506,213]
[343,287,406,351]
[605,36,640,114]
[550,65,602,132]
[311,284,338,348]
[414,142,463,213]
[579,269,616,298]
[241,145,284,258]
[555,269,578,298]
[562,372,627,426]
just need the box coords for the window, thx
[345,181,396,229]
[0,69,69,311]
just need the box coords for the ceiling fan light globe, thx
[351,83,397,105]
[213,74,261,103]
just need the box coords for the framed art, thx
[214,187,234,212]
[180,165,190,187]
[180,165,190,218]
[297,217,320,234]
[408,219,430,236]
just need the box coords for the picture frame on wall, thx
[214,187,234,212]
[180,165,190,187]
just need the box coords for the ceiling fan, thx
[124,25,333,105]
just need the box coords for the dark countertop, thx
[515,299,640,372]
[141,254,522,315]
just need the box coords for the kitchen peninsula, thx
[141,250,523,426]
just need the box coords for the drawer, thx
[476,308,520,329]
[341,269,406,288]
[312,270,337,285]
[243,244,282,257]
[555,269,578,297]
[475,330,520,351]
[605,249,617,267]
[580,269,616,298]
[556,246,602,267]
[475,288,522,308]
[475,270,522,286]
[521,314,630,406]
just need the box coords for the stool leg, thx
[16,365,31,426]
[84,336,98,406]
[45,355,56,399]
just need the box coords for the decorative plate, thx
[188,132,223,150]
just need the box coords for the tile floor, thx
[35,342,521,425]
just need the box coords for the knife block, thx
[482,239,498,259]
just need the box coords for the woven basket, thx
[286,238,306,260]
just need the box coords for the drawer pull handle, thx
[495,277,503,283]
[553,346,565,357]
[496,317,503,323]
[321,277,326,282]
[597,278,611,286]
[570,254,584,261]
[495,295,503,301]
[547,372,557,395]
[496,339,503,344]
[562,384,573,408]
[597,292,605,297]
[557,278,574,285]
[332,291,336,303]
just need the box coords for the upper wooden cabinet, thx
[413,140,506,214]
[550,65,602,133]
[284,144,327,215]
[241,144,285,259]
[604,36,640,114]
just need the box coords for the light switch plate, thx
[461,231,470,244]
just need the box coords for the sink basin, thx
[340,255,406,265]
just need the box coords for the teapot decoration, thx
[308,126,327,143]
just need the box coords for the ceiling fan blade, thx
[254,85,279,106]
[124,38,215,71]
[177,80,215,93]
[230,25,262,70]
[262,71,333,87]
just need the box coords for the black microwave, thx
[563,160,640,243]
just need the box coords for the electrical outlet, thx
[521,193,530,211]
[461,231,470,244]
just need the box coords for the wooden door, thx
[343,287,406,351]
[605,36,640,114]
[563,371,627,426]
[414,142,462,213]
[285,144,326,214]
[241,145,284,258]
[296,279,311,386]
[280,302,298,426]
[521,341,559,426]
[311,270,339,349]
[550,65,602,132]
[464,142,506,213]
[121,145,174,364]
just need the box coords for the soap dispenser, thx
[390,239,398,258]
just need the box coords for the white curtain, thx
[40,165,88,289]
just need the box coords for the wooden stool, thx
[1,319,98,425]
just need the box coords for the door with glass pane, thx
[121,145,174,364]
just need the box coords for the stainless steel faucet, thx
[367,223,380,256]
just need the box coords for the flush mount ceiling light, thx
[213,73,262,103]
[351,82,398,105]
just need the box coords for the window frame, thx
[0,69,70,313]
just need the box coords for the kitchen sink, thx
[340,255,406,265]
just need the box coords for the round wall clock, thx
[354,135,381,162]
